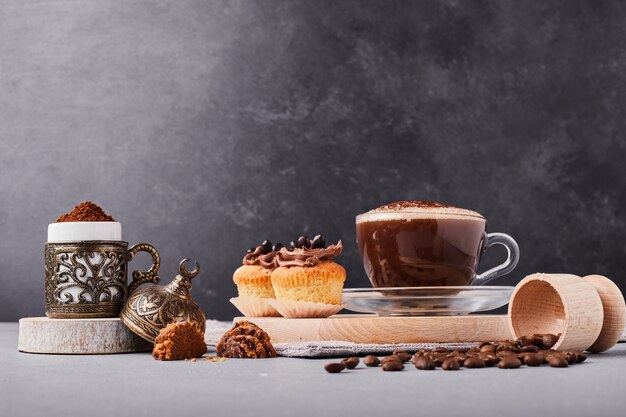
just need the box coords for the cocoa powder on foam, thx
[372,200,452,212]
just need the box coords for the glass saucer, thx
[342,286,514,316]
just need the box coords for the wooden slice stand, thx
[18,317,153,354]
[236,314,514,344]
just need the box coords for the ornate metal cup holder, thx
[44,240,160,318]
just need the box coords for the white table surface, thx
[1,322,625,417]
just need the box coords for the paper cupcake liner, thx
[269,299,345,318]
[230,297,282,317]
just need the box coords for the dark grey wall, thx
[1,0,625,321]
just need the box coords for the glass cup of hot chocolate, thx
[356,201,519,288]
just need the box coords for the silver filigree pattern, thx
[120,259,205,342]
[45,241,160,318]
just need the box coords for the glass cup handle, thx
[474,232,520,285]
[127,243,161,294]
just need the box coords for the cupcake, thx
[270,235,346,318]
[230,240,282,317]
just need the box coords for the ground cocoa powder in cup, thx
[56,201,115,222]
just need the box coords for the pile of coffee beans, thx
[324,334,588,373]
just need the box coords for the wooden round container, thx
[508,273,604,351]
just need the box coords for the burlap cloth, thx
[205,319,626,358]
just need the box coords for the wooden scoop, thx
[509,273,625,352]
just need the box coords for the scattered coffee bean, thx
[414,356,436,370]
[464,356,486,368]
[520,345,540,353]
[548,356,569,368]
[393,351,413,363]
[497,344,519,353]
[576,352,588,363]
[324,362,346,373]
[498,350,518,360]
[261,240,272,254]
[364,355,380,367]
[565,352,578,364]
[442,359,460,370]
[342,357,359,369]
[433,356,445,367]
[382,360,404,371]
[480,345,496,353]
[498,356,522,369]
[517,336,540,347]
[479,354,497,367]
[524,353,544,367]
[311,234,326,249]
[542,334,559,349]
[451,357,465,367]
[448,352,467,362]
[542,349,559,361]
[380,355,402,365]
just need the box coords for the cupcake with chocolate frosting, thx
[231,240,282,317]
[269,235,346,318]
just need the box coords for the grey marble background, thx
[1,0,625,321]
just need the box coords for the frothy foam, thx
[356,200,484,223]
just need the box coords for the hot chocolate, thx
[356,201,518,288]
